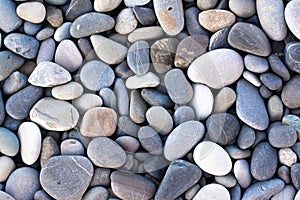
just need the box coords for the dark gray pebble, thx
[65,0,93,21]
[0,50,25,81]
[3,116,22,131]
[130,90,147,124]
[141,88,173,108]
[185,7,209,36]
[209,27,230,51]
[133,7,156,26]
[237,125,255,149]
[260,72,282,91]
[268,54,290,81]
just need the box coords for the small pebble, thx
[23,22,42,36]
[278,165,291,184]
[146,106,173,135]
[244,54,269,73]
[229,0,255,18]
[269,125,297,148]
[126,72,160,89]
[3,71,28,95]
[226,145,252,159]
[127,40,150,75]
[60,139,85,155]
[214,174,237,188]
[237,125,255,149]
[141,88,173,108]
[130,90,147,124]
[285,0,300,40]
[89,168,111,187]
[72,93,102,114]
[99,88,117,110]
[40,136,60,167]
[268,54,290,81]
[114,78,129,116]
[115,136,140,153]
[46,5,63,27]
[279,148,297,167]
[54,22,72,42]
[173,106,196,126]
[132,6,156,26]
[260,72,282,91]
[82,186,108,200]
[208,27,230,51]
[190,84,213,120]
[52,82,83,100]
[234,159,252,188]
[138,126,163,155]
[94,0,122,12]
[115,8,138,34]
[281,75,300,109]
[128,26,165,43]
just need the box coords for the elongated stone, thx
[0,127,19,157]
[141,89,173,108]
[126,72,160,89]
[281,75,300,109]
[52,82,83,100]
[285,0,300,40]
[138,126,163,155]
[130,90,147,124]
[37,38,56,64]
[127,40,150,75]
[190,84,213,120]
[65,0,93,21]
[128,26,165,43]
[94,0,122,12]
[146,106,173,135]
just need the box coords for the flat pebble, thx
[244,54,269,73]
[114,78,129,116]
[285,0,300,40]
[34,190,52,200]
[37,38,56,64]
[52,82,83,100]
[132,7,156,26]
[278,165,291,184]
[40,136,60,167]
[37,27,54,41]
[193,183,230,200]
[30,97,79,131]
[82,186,108,200]
[46,5,63,28]
[146,106,173,135]
[243,71,261,87]
[126,72,160,89]
[94,0,122,12]
[127,40,150,75]
[234,159,252,188]
[190,84,213,120]
[197,0,218,10]
[268,54,290,81]
[65,0,93,21]
[260,73,282,91]
[3,71,28,95]
[124,0,151,7]
[130,90,147,124]
[23,22,42,36]
[0,156,15,182]
[269,125,297,148]
[60,139,84,155]
[226,145,252,159]
[285,42,300,73]
[17,2,46,24]
[40,156,93,200]
[128,26,165,43]
[99,88,117,110]
[237,125,255,149]
[54,22,72,42]
[90,168,110,187]
[115,8,138,34]
[281,75,300,109]
[138,126,163,155]
[282,115,300,133]
[213,87,236,113]
[193,141,232,176]
[45,0,68,5]
[141,88,173,108]
[229,0,255,18]
[279,148,297,167]
[173,106,195,126]
[215,174,237,188]
[0,0,22,33]
[0,92,3,125]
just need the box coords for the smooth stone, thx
[185,184,201,200]
[197,0,218,10]
[55,39,83,72]
[285,0,300,40]
[115,136,140,153]
[82,187,108,200]
[198,9,235,32]
[54,22,72,42]
[77,38,95,59]
[23,22,43,36]
[130,90,147,124]
[34,190,52,200]
[141,88,173,108]
[175,35,208,68]
[46,5,63,28]
[0,191,15,200]
[164,121,205,161]
[283,115,300,133]
[73,93,103,114]
[0,156,15,182]
[268,95,283,121]
[18,122,41,165]
[155,160,201,200]
[189,84,213,120]
[256,0,287,41]
[132,7,156,26]
[90,168,111,187]
[40,156,93,200]
[229,0,255,18]
[3,116,21,132]
[37,38,56,64]
[65,0,93,21]
[115,8,138,34]
[188,48,243,89]
[70,12,115,38]
[279,148,297,167]
[281,75,300,109]
[6,85,43,120]
[251,142,278,181]
[213,87,236,113]
[52,82,83,100]
[206,113,240,146]
[45,0,68,5]
[115,61,134,79]
[117,116,140,137]
[228,22,271,57]
[173,106,195,126]
[111,171,156,200]
[193,183,230,200]
[151,38,179,74]
[230,184,242,200]
[260,73,282,90]
[146,106,173,135]
[243,71,261,87]
[3,71,28,95]
[193,141,232,176]
[278,165,291,184]
[40,136,60,167]
[244,54,269,73]
[17,2,45,23]
[127,40,150,75]
[80,107,117,137]
[30,98,79,131]
[208,27,230,51]
[215,174,237,188]
[87,137,126,168]
[185,7,209,36]
[153,0,184,35]
[296,190,300,200]
[28,61,71,87]
[128,26,165,43]
[268,54,290,81]
[292,163,300,189]
[99,88,117,110]
[5,167,40,200]
[253,131,268,147]
[0,92,3,125]
[271,185,296,200]
[164,69,193,104]
[124,0,150,7]
[0,51,25,81]
[114,78,129,116]
[285,42,300,73]
[234,159,251,188]
[138,126,163,155]
[260,85,273,99]
[0,0,22,33]
[126,72,160,89]
[4,33,39,59]
[226,145,252,159]
[60,139,84,155]
[80,60,115,91]
[91,35,127,65]
[242,179,285,200]
[236,79,269,130]
[94,0,121,12]
[237,125,255,149]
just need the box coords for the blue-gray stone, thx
[37,38,56,64]
[127,40,150,75]
[141,88,173,109]
[3,71,28,95]
[54,22,72,42]
[184,7,209,36]
[0,0,22,33]
[133,6,156,26]
[285,42,300,73]
[0,50,25,81]
[36,27,55,41]
[268,54,290,81]
[66,0,93,21]
[23,22,43,36]
[0,91,4,125]
[45,0,69,5]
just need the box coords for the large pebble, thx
[285,42,300,73]
[213,87,236,113]
[281,75,300,109]
[115,8,138,34]
[291,163,300,189]
[228,22,271,57]
[94,0,122,12]
[0,156,15,182]
[0,0,22,33]
[46,5,63,27]
[188,48,243,89]
[52,82,83,100]
[190,84,213,120]
[127,40,150,75]
[30,98,79,131]
[285,0,300,40]
[16,2,46,23]
[269,125,297,148]
[193,141,232,176]
[126,72,160,89]
[146,106,173,135]
[0,50,25,81]
[40,156,93,200]
[193,183,230,200]
[72,93,102,114]
[229,0,255,18]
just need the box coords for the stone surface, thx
[234,159,252,188]
[132,6,156,26]
[54,22,72,42]
[282,115,300,133]
[94,0,122,12]
[66,0,93,21]
[173,106,196,126]
[116,136,140,153]
[268,95,283,121]
[0,50,25,81]
[52,82,83,100]
[285,0,300,40]
[271,185,296,200]
[138,126,163,155]
[185,7,209,36]
[141,88,173,108]
[0,0,22,33]
[124,0,151,7]
[99,88,117,110]
[213,87,236,113]
[281,75,300,109]
[193,183,230,200]
[269,125,297,148]
[118,116,140,137]
[260,73,282,91]
[226,145,252,159]
[0,156,15,182]
[197,0,218,10]
[126,72,160,89]
[128,26,165,43]
[114,78,129,116]
[37,38,56,64]
[229,0,255,18]
[243,71,262,87]
[127,40,150,75]
[82,186,108,200]
[237,125,255,149]
[244,54,269,73]
[46,5,63,28]
[73,93,103,114]
[208,27,230,51]
[279,148,297,167]
[190,84,213,120]
[146,106,173,135]
[115,8,138,34]
[268,54,290,81]
[285,42,300,73]
[292,163,300,190]
[16,2,46,24]
[0,191,15,200]
[130,90,147,124]
[40,136,60,168]
[60,139,84,155]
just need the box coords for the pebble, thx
[3,71,28,95]
[126,72,160,89]
[124,0,151,7]
[34,190,52,200]
[40,156,93,200]
[130,90,147,124]
[251,142,278,181]
[198,9,236,32]
[115,136,140,153]
[4,33,39,59]
[0,191,15,200]
[244,54,269,73]
[206,113,240,145]
[228,22,271,57]
[260,73,282,91]
[234,159,252,188]
[127,40,150,75]
[80,60,115,91]
[173,106,195,126]
[16,2,45,24]
[268,95,283,122]
[94,0,122,12]
[279,148,297,167]
[229,0,255,18]
[282,115,300,134]
[80,107,117,137]
[285,42,300,73]
[237,125,255,149]
[54,22,72,42]
[66,0,93,21]
[155,160,201,200]
[215,174,237,188]
[91,35,127,65]
[3,116,21,132]
[40,136,60,167]
[185,184,200,200]
[23,22,43,36]
[278,165,291,184]
[242,179,285,200]
[190,84,213,120]
[6,85,43,120]
[0,156,15,182]
[146,106,173,135]
[269,125,297,148]
[28,61,71,87]
[132,7,156,26]
[0,0,22,33]
[70,12,115,38]
[141,88,173,108]
[164,121,205,161]
[281,75,300,109]
[193,141,232,176]
[292,163,300,189]
[37,38,56,64]
[256,0,287,41]
[30,97,79,131]
[115,8,138,34]
[18,122,41,165]
[45,0,68,5]
[46,5,63,28]
[99,88,117,110]
[90,168,111,187]
[52,82,83,100]
[115,61,134,79]
[213,87,236,113]
[111,171,156,200]
[268,54,290,81]
[60,139,85,155]
[114,78,129,116]
[188,48,243,89]
[128,26,165,43]
[118,116,140,137]
[236,79,269,130]
[208,27,230,51]
[0,92,3,125]
[243,71,261,87]
[55,39,83,72]
[151,38,179,74]
[271,185,296,200]
[82,186,108,200]
[197,0,218,10]
[260,85,273,99]
[185,7,209,36]
[87,137,126,168]
[5,167,40,200]
[72,93,102,114]
[138,126,162,155]
[153,0,184,35]
[285,0,300,40]
[193,183,230,200]
[175,35,208,68]
[231,184,242,200]
[226,145,252,159]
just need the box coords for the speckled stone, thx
[127,40,150,75]
[115,8,138,34]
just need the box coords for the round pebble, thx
[94,0,122,12]
[72,93,103,114]
[244,54,269,73]
[115,136,140,153]
[269,125,297,148]
[16,2,46,24]
[52,82,83,100]
[193,183,230,200]
[285,42,300,73]
[146,106,173,135]
[229,0,255,18]
[60,139,85,155]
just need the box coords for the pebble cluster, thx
[0,0,300,199]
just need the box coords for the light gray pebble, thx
[115,136,140,153]
[173,106,195,126]
[126,72,160,89]
[285,0,300,40]
[244,54,269,73]
[128,26,165,43]
[99,88,117,111]
[234,159,252,188]
[115,8,138,34]
[215,174,237,188]
[279,148,297,167]
[127,40,149,75]
[36,27,54,41]
[185,184,200,200]
[0,156,15,182]
[268,95,283,121]
[237,125,255,150]
[146,106,173,135]
[37,38,56,64]
[260,72,282,91]
[243,71,261,87]
[60,139,85,155]
[229,0,255,18]
[54,22,72,42]
[3,71,28,95]
[124,0,151,7]
[117,116,140,137]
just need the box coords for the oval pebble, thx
[0,0,22,33]
[268,54,290,81]
[173,106,196,126]
[115,8,138,34]
[132,6,156,26]
[285,0,300,40]
[213,87,236,113]
[0,50,25,81]
[237,125,255,149]
[234,159,252,188]
[128,26,165,43]
[130,90,147,124]
[190,84,213,120]
[37,38,56,64]
[244,54,269,73]
[138,126,162,155]
[260,73,282,91]
[146,106,173,135]
[99,88,117,110]
[114,78,129,116]
[141,88,173,108]
[52,82,83,100]
[281,75,300,109]
[72,93,103,114]
[269,125,297,148]
[126,72,160,89]
[285,42,300,73]
[65,0,93,22]
[54,22,72,42]
[60,139,84,155]
[115,136,140,153]
[16,2,46,24]
[193,183,230,200]
[127,40,150,75]
[94,0,122,12]
[82,187,108,200]
[229,0,255,18]
[46,5,64,28]
[0,156,15,182]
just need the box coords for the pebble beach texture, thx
[0,0,300,199]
